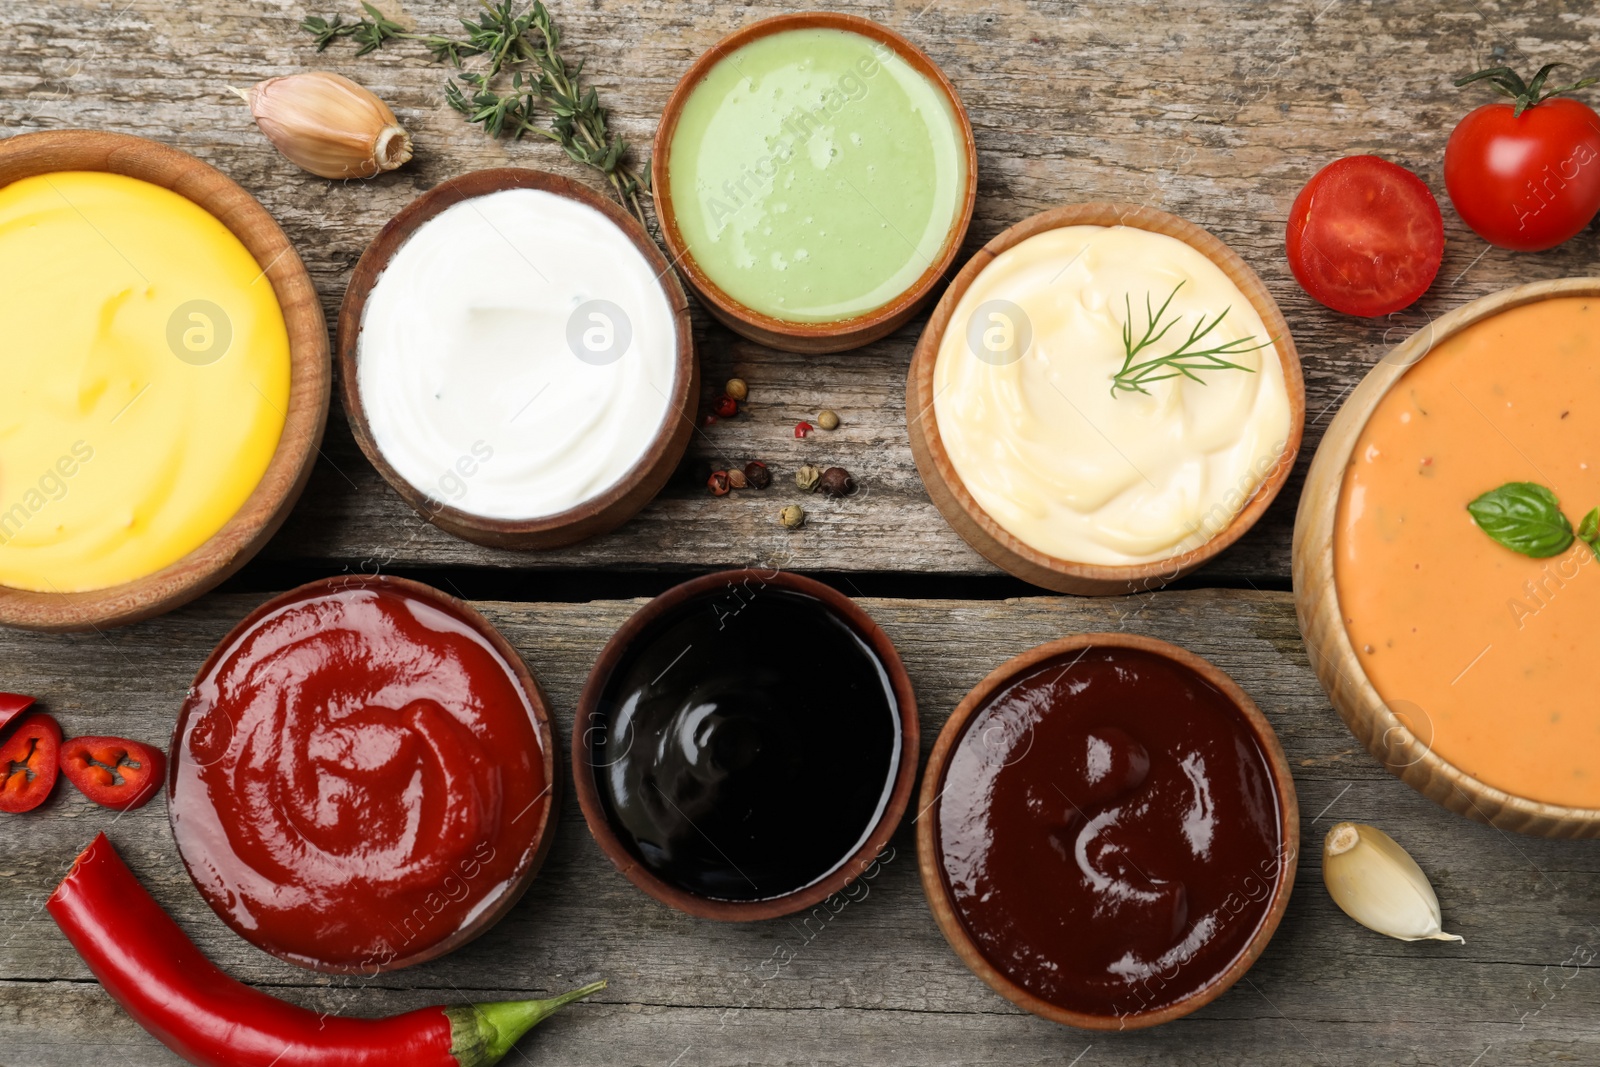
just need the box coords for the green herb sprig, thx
[1111,282,1272,398]
[301,1,649,226]
[1468,482,1600,560]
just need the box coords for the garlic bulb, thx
[232,72,412,180]
[1323,821,1463,943]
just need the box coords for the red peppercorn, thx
[707,471,731,496]
[702,414,718,427]
[713,395,739,418]
[795,421,813,438]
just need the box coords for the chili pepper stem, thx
[446,980,607,1066]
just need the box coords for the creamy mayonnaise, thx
[932,225,1290,566]
[359,188,676,520]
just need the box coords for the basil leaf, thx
[1467,482,1574,558]
[1579,507,1600,560]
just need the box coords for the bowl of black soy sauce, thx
[573,569,918,920]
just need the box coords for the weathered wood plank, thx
[7,0,1599,579]
[0,590,1596,1065]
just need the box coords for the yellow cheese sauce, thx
[0,172,290,593]
[1336,297,1600,808]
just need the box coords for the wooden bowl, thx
[572,569,919,920]
[651,12,978,354]
[1293,277,1600,838]
[917,632,1300,1029]
[907,203,1305,595]
[168,574,560,973]
[0,130,329,632]
[338,168,697,550]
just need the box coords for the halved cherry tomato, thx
[1445,64,1600,252]
[0,713,62,813]
[59,736,166,811]
[0,692,36,739]
[1285,155,1445,317]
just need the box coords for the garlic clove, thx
[232,71,413,180]
[1323,821,1464,943]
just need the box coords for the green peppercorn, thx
[779,504,806,528]
[796,464,822,492]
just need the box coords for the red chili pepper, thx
[48,833,604,1067]
[0,713,61,814]
[0,691,36,738]
[59,736,166,811]
[712,395,739,418]
[795,421,814,438]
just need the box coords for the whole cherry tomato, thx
[1285,156,1445,317]
[1445,64,1600,252]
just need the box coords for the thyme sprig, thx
[300,0,648,226]
[1111,282,1271,398]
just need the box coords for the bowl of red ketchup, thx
[168,575,557,973]
[917,633,1299,1029]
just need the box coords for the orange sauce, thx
[1336,297,1600,809]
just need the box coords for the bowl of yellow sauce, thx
[1295,278,1600,837]
[0,131,328,631]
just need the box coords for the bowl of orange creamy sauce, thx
[1295,280,1600,835]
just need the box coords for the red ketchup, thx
[170,579,549,972]
[936,648,1286,1019]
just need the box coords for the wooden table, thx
[4,1,1599,1064]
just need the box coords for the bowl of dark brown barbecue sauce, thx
[918,633,1299,1029]
[573,569,918,919]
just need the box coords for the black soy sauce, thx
[591,585,901,901]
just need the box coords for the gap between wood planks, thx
[216,563,1294,603]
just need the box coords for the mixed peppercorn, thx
[696,378,855,527]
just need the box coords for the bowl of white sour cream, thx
[339,170,696,550]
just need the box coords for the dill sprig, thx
[1111,282,1271,397]
[300,0,649,226]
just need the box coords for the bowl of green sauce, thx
[652,13,977,353]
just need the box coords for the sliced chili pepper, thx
[59,735,166,811]
[0,691,36,738]
[0,712,61,814]
[49,832,605,1067]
